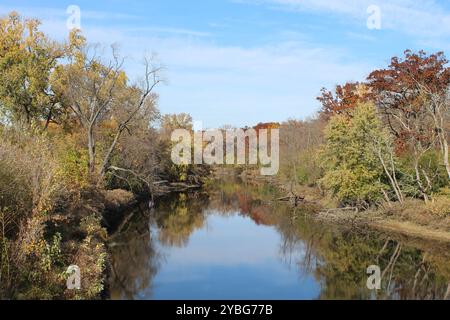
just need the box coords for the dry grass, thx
[103,189,136,212]
[382,198,450,231]
[370,220,450,243]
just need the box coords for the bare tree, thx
[53,44,162,178]
[99,57,162,177]
[424,88,450,180]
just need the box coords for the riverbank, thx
[276,181,450,243]
[232,169,450,244]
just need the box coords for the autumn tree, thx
[159,113,210,184]
[160,113,193,138]
[0,12,66,128]
[367,50,450,194]
[106,127,167,194]
[317,82,371,120]
[279,118,324,186]
[52,35,162,177]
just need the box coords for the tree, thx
[368,122,405,204]
[52,36,161,177]
[416,82,450,181]
[161,113,193,137]
[279,118,324,186]
[0,12,66,128]
[320,102,389,208]
[317,82,371,120]
[159,113,210,184]
[367,50,450,193]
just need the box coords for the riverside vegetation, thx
[0,11,449,299]
[274,51,450,240]
[0,12,210,299]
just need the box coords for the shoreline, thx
[235,171,450,244]
[310,207,450,244]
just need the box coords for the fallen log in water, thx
[276,193,305,206]
[168,182,202,191]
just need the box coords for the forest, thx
[0,11,449,299]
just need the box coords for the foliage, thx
[55,138,90,189]
[313,49,450,209]
[0,128,108,299]
[319,103,388,207]
[279,118,324,186]
[317,82,371,120]
[1,10,449,299]
[0,12,66,127]
[0,11,212,299]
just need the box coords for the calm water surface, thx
[109,180,450,300]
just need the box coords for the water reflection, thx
[109,180,450,300]
[109,206,160,300]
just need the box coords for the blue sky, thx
[2,0,450,127]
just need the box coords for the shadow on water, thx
[109,179,450,300]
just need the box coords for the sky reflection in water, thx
[109,182,450,300]
[148,213,320,300]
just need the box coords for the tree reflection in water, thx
[109,179,450,300]
[109,205,160,300]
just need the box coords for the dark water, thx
[109,180,450,300]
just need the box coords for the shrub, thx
[0,129,107,299]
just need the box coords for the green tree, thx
[320,102,388,207]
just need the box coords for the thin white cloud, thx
[0,3,374,127]
[90,30,372,126]
[0,5,139,21]
[235,0,450,40]
[125,27,211,38]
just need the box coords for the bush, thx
[0,129,107,299]
[55,139,90,189]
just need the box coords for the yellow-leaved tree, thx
[0,12,66,128]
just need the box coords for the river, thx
[108,179,450,300]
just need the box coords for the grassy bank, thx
[232,167,450,243]
[276,180,450,243]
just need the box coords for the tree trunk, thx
[377,148,404,203]
[444,282,450,300]
[100,128,123,177]
[442,137,450,180]
[414,159,429,202]
[87,124,96,175]
[43,106,53,131]
[429,102,450,180]
[412,142,429,202]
